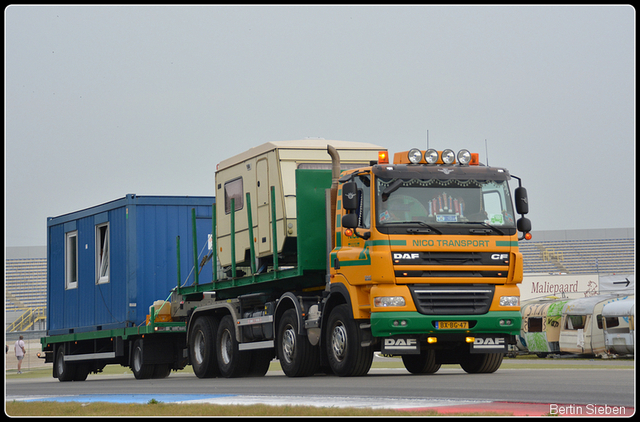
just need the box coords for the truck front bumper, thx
[370,310,521,338]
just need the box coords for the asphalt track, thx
[7,357,635,417]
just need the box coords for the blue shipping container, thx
[46,194,215,335]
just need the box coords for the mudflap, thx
[381,336,420,355]
[470,335,509,354]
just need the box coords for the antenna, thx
[485,139,489,166]
[426,129,429,150]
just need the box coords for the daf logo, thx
[474,337,505,346]
[491,253,509,261]
[384,338,417,347]
[393,253,420,260]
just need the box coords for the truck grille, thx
[393,251,509,280]
[408,284,495,315]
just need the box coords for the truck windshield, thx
[375,177,516,232]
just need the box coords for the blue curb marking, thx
[25,394,236,404]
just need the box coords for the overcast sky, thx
[4,5,635,247]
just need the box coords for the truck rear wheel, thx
[460,352,504,374]
[277,308,320,377]
[216,315,250,378]
[325,304,373,377]
[132,339,154,380]
[55,347,76,382]
[189,315,220,378]
[402,349,441,374]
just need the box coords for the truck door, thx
[256,158,271,255]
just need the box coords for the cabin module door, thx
[256,158,271,256]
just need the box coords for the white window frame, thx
[65,230,79,290]
[95,222,110,284]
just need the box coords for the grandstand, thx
[519,228,635,275]
[4,228,635,332]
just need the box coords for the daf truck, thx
[40,139,532,379]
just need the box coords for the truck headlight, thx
[499,296,519,307]
[424,149,439,164]
[408,148,422,164]
[441,149,456,164]
[374,296,406,307]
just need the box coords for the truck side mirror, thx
[342,182,358,211]
[517,217,531,234]
[514,187,528,215]
[342,213,358,229]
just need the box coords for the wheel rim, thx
[331,322,347,362]
[220,329,233,365]
[194,330,206,365]
[281,325,296,364]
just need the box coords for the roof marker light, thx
[378,151,389,164]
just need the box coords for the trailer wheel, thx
[73,363,90,381]
[55,347,76,382]
[216,315,250,378]
[325,304,373,377]
[152,364,171,379]
[460,352,504,374]
[277,309,320,377]
[402,350,441,374]
[132,339,154,379]
[189,316,220,378]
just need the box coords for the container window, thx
[224,177,244,214]
[96,223,110,284]
[65,231,78,290]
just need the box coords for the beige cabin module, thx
[215,139,384,269]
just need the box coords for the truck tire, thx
[73,363,90,381]
[132,339,154,379]
[402,349,441,374]
[325,304,373,377]
[247,349,274,377]
[460,352,504,374]
[152,364,171,379]
[277,308,320,377]
[216,315,250,378]
[189,315,220,378]
[55,347,76,382]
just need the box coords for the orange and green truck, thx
[41,139,531,380]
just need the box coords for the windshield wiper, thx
[466,222,505,235]
[382,221,442,234]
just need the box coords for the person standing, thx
[15,335,26,374]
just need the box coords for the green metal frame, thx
[174,169,332,299]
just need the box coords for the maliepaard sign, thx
[520,274,599,301]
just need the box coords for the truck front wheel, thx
[277,308,319,377]
[402,349,441,374]
[216,315,250,378]
[460,352,504,374]
[325,304,373,377]
[189,316,220,378]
